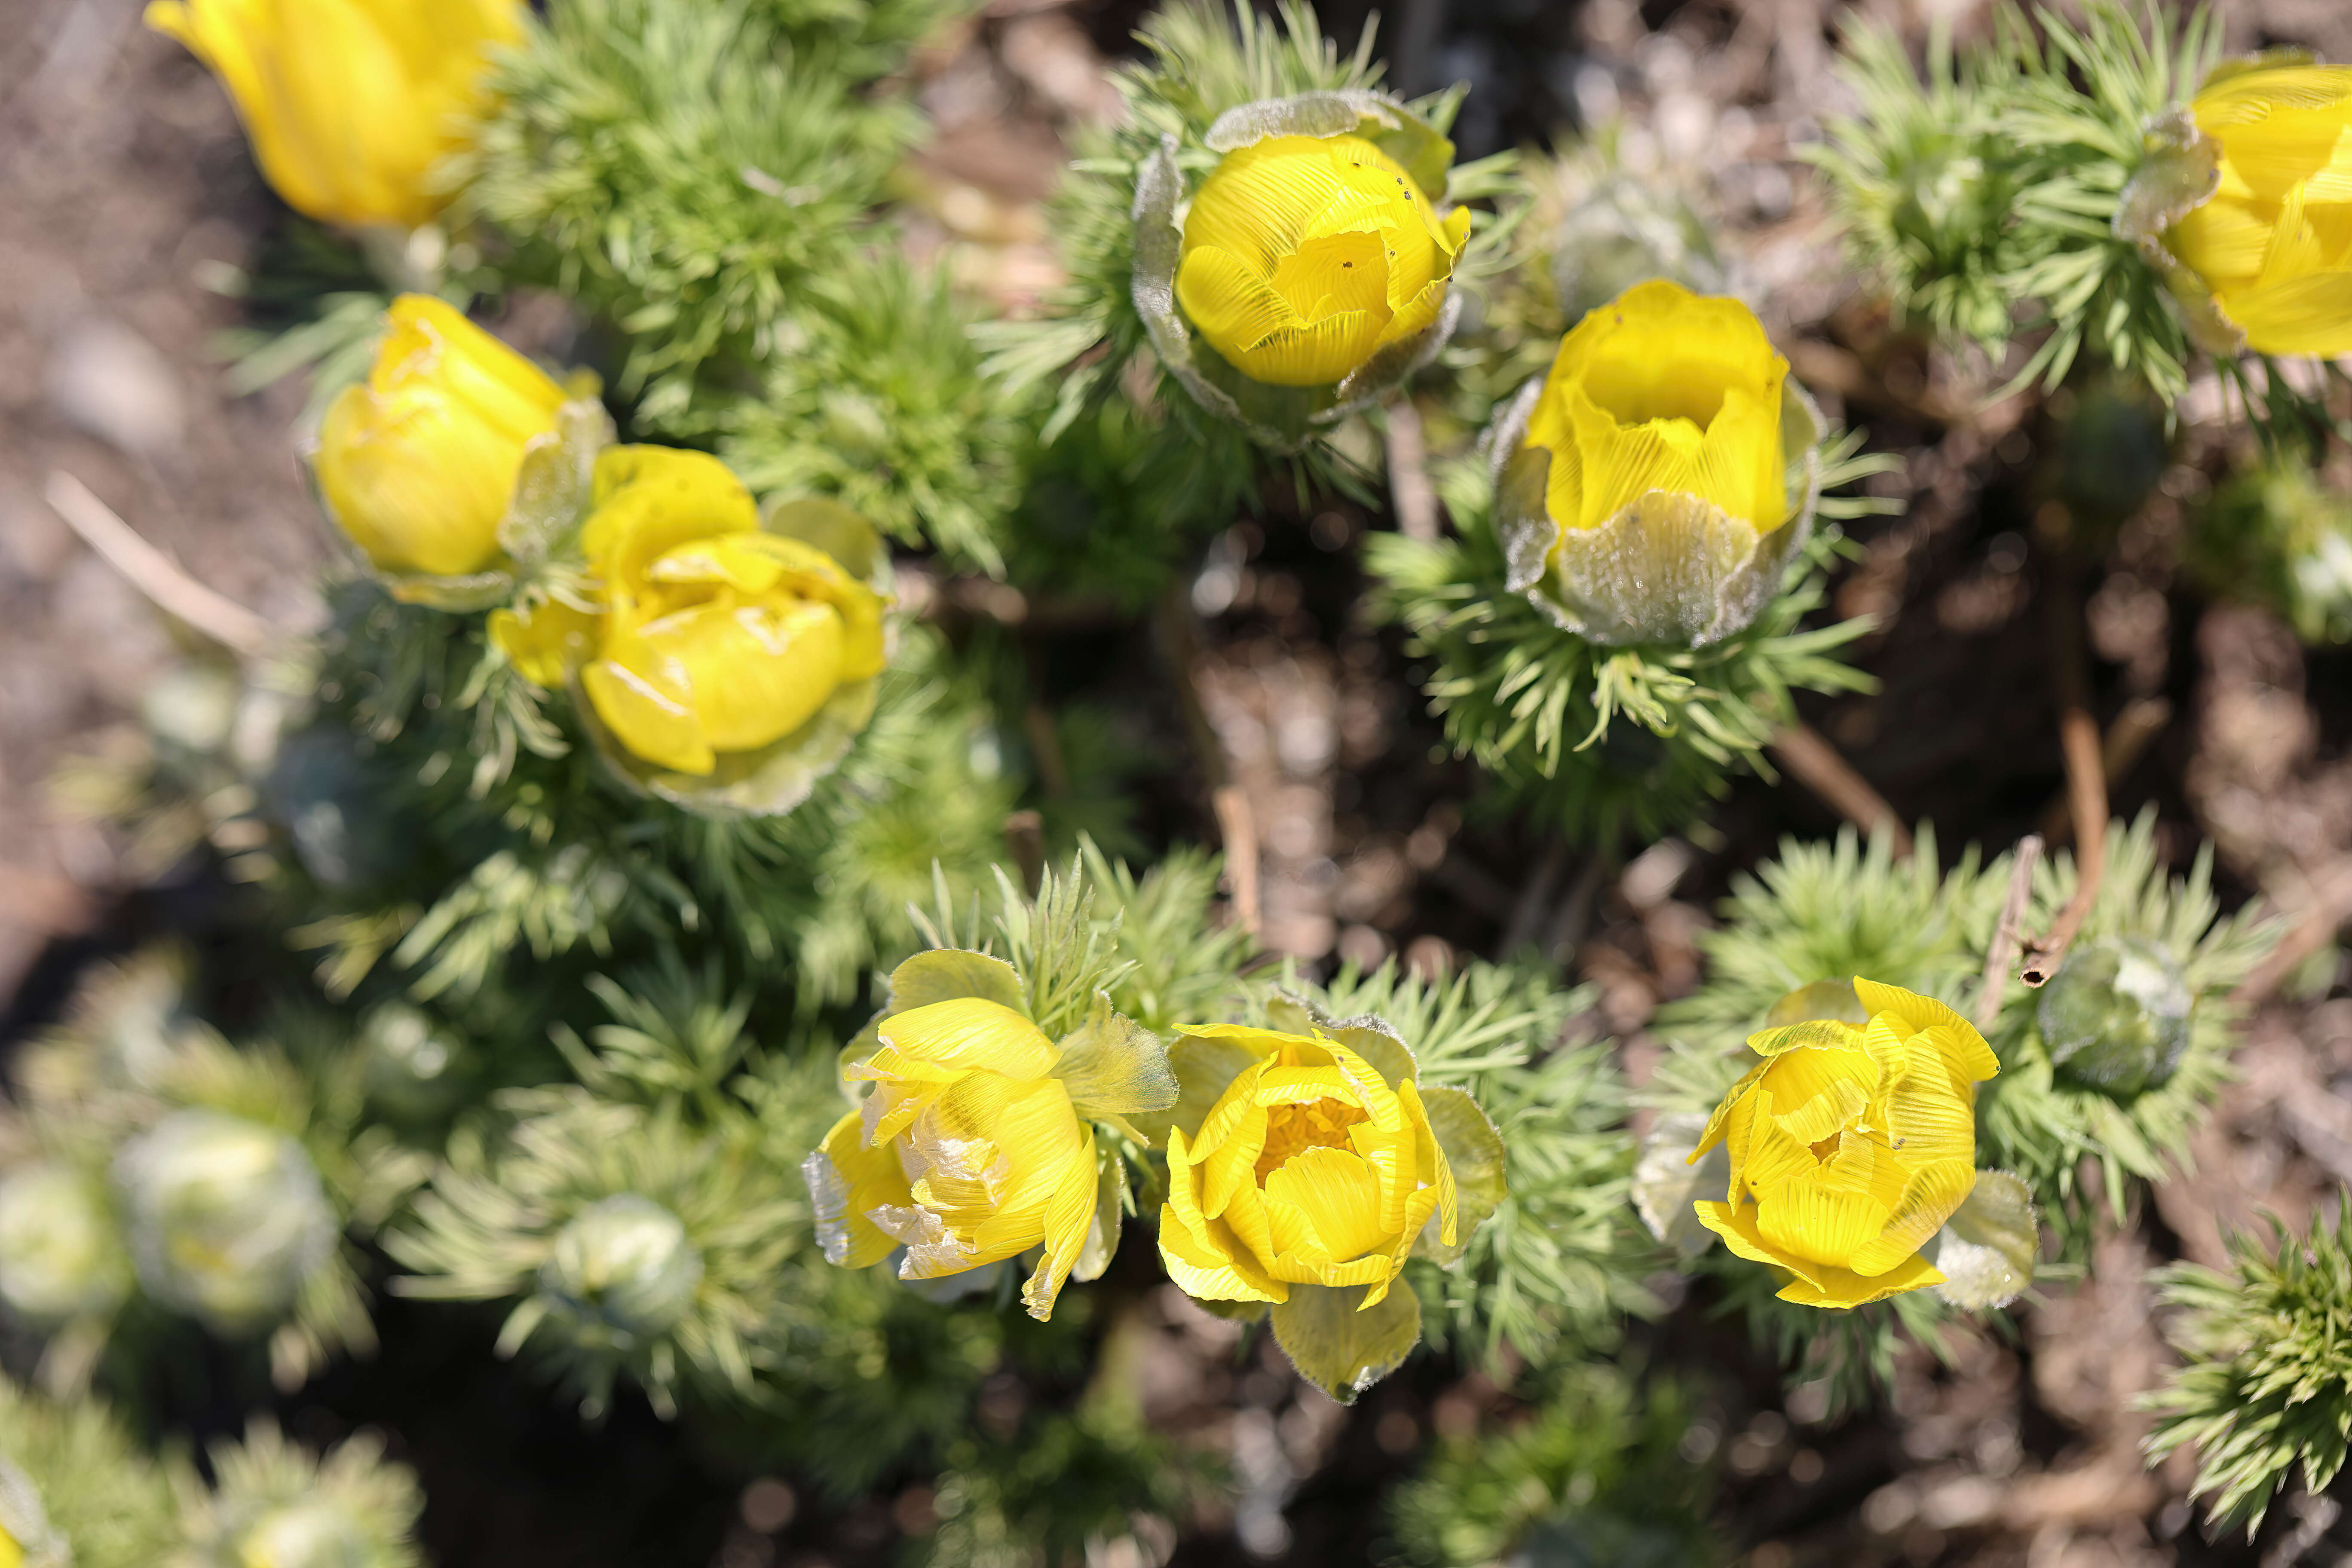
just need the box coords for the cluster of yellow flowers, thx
[801,952,1506,1397]
[313,295,893,805]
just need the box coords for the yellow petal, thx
[1175,133,1457,388]
[1774,1248,1945,1310]
[1846,1158,1977,1279]
[1158,1201,1285,1303]
[1753,1133,1894,1269]
[1527,279,1788,537]
[582,638,714,775]
[490,597,601,688]
[1022,1127,1100,1320]
[148,0,522,227]
[1261,1146,1391,1263]
[873,997,1057,1080]
[312,296,564,578]
[1852,978,2000,1084]
[584,447,761,600]
[804,1109,912,1270]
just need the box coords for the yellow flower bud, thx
[1498,279,1819,645]
[804,997,1103,1320]
[315,295,567,580]
[508,447,891,779]
[144,0,524,229]
[2165,65,2352,357]
[1176,135,1472,388]
[1689,979,1999,1310]
[1157,1024,1456,1311]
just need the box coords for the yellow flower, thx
[146,0,522,229]
[1525,279,1789,541]
[493,447,889,778]
[1500,278,1814,646]
[2167,65,2352,356]
[1176,135,1473,388]
[1157,1024,1455,1312]
[1689,979,1999,1310]
[804,997,1104,1320]
[315,295,567,581]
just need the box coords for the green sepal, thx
[1052,992,1178,1125]
[1268,1277,1422,1403]
[1413,1085,1505,1265]
[883,949,1027,1018]
[2113,107,2240,357]
[1930,1169,2038,1310]
[575,496,894,820]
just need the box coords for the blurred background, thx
[6,0,2352,1565]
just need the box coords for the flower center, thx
[1255,1097,1369,1182]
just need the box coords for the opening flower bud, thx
[805,995,1101,1322]
[315,297,568,583]
[1495,280,1822,646]
[144,0,525,230]
[2035,934,2193,1099]
[113,1111,338,1331]
[540,1194,703,1342]
[493,449,892,815]
[1176,134,1471,389]
[1690,978,1999,1309]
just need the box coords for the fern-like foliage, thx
[174,1421,426,1568]
[1811,3,2233,404]
[388,1087,803,1420]
[1387,1362,1727,1568]
[0,1378,175,1568]
[2142,1210,2352,1536]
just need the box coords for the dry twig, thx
[1382,401,1439,542]
[2037,696,2168,845]
[1976,833,2044,1029]
[1769,722,1912,858]
[45,469,277,660]
[2021,563,2105,988]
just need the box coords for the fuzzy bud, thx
[0,1162,132,1323]
[113,1111,337,1330]
[539,1194,702,1342]
[2036,934,2193,1099]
